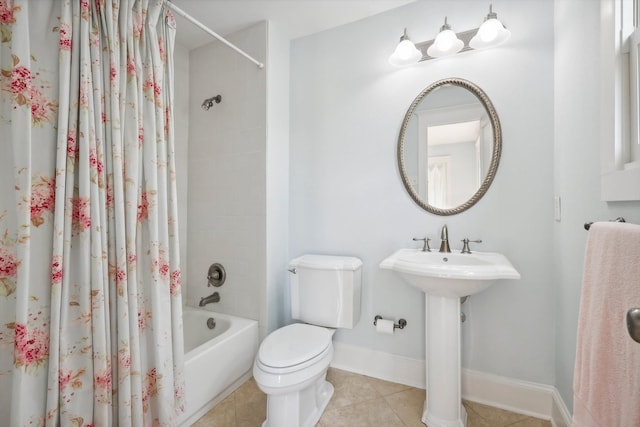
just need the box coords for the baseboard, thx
[331,341,426,389]
[550,387,572,427]
[332,342,572,427]
[462,368,572,427]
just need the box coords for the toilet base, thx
[262,373,334,427]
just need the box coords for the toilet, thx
[253,254,363,427]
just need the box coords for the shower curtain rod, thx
[163,1,265,69]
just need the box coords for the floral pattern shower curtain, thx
[0,1,184,425]
[0,1,60,425]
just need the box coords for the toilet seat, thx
[257,324,333,374]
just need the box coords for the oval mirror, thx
[397,78,502,215]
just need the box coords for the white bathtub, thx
[178,307,259,426]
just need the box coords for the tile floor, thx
[192,368,552,427]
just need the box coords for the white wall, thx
[179,19,290,340]
[186,23,267,329]
[290,0,556,385]
[174,42,190,296]
[265,22,291,334]
[553,0,640,410]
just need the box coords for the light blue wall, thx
[290,0,556,385]
[553,0,640,410]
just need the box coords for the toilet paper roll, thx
[376,319,395,335]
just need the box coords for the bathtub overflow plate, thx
[206,317,216,330]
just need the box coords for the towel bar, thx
[583,217,625,231]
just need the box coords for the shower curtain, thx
[0,1,185,425]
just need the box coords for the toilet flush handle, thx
[288,268,297,274]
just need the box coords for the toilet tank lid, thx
[290,254,362,271]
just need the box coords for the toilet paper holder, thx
[374,315,407,330]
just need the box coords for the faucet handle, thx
[207,263,226,287]
[461,238,482,254]
[413,237,431,252]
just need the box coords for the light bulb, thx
[469,6,511,50]
[426,19,463,58]
[396,39,419,60]
[434,29,456,51]
[478,19,501,42]
[389,30,422,67]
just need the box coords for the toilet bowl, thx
[253,254,362,427]
[253,323,335,427]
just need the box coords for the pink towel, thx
[573,222,640,427]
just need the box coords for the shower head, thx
[201,95,222,111]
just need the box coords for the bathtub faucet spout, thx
[199,291,220,306]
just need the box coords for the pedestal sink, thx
[380,248,520,427]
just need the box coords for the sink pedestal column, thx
[421,295,467,427]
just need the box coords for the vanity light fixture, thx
[388,28,423,67]
[388,4,510,66]
[426,17,464,58]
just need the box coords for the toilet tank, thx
[290,254,362,329]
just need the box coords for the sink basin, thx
[380,248,520,298]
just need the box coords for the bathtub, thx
[178,307,259,426]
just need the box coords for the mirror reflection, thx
[398,79,501,215]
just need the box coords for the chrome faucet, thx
[439,225,451,253]
[199,291,220,307]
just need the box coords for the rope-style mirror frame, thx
[397,78,502,216]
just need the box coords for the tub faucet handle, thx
[207,263,226,287]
